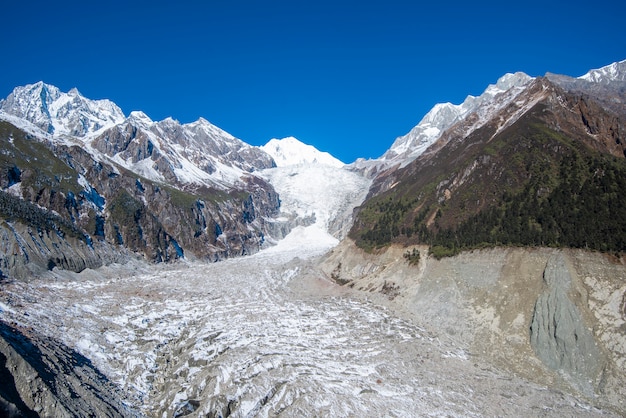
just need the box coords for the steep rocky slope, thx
[0,83,292,278]
[0,118,285,277]
[0,321,135,417]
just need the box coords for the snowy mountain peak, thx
[381,71,533,166]
[579,59,626,83]
[128,110,154,126]
[486,72,533,96]
[261,137,344,167]
[0,81,126,137]
[185,117,235,140]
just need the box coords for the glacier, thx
[0,225,603,417]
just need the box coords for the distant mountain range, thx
[0,59,625,278]
[0,84,343,277]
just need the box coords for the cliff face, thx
[529,254,606,396]
[320,242,626,414]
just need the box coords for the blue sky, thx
[2,1,625,163]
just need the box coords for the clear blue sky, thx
[2,1,625,163]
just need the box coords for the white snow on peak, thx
[261,136,344,168]
[128,110,154,127]
[0,82,277,192]
[578,59,626,83]
[0,81,126,138]
[483,72,534,97]
[184,117,237,142]
[381,72,533,166]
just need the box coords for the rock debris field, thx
[0,227,614,417]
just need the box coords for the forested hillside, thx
[350,81,626,257]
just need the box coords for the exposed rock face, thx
[0,82,290,277]
[0,119,288,275]
[529,254,606,396]
[0,219,129,280]
[0,321,135,417]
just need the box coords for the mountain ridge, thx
[0,81,366,277]
[350,71,626,255]
[379,72,534,167]
[0,82,277,191]
[1,60,626,417]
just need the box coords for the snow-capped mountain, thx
[368,60,626,175]
[546,60,626,117]
[0,81,125,136]
[90,111,275,189]
[578,59,626,84]
[258,139,368,239]
[261,136,344,167]
[380,72,533,167]
[0,82,275,191]
[0,81,370,271]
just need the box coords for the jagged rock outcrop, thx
[0,320,135,417]
[529,254,606,396]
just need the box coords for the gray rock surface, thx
[530,254,606,396]
[0,220,130,280]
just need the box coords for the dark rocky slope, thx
[0,320,136,417]
[0,120,285,279]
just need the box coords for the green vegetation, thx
[432,154,626,253]
[354,196,420,250]
[108,189,146,248]
[0,121,80,195]
[351,112,626,257]
[163,184,232,208]
[403,247,421,265]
